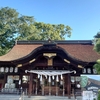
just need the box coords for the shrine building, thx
[0,40,100,98]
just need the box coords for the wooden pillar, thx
[20,75,22,87]
[42,77,44,95]
[49,82,51,96]
[56,81,58,96]
[67,73,71,99]
[63,77,65,96]
[3,74,7,88]
[35,78,38,95]
[32,81,35,95]
[28,73,33,98]
[32,75,36,95]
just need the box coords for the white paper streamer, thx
[40,75,42,82]
[48,76,51,82]
[45,75,47,79]
[52,75,54,80]
[61,74,63,80]
[38,74,40,78]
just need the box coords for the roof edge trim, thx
[16,40,93,45]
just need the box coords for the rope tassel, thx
[40,75,42,82]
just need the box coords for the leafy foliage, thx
[93,59,100,74]
[0,7,35,55]
[97,91,100,100]
[0,7,72,56]
[94,32,100,53]
[33,22,71,40]
[93,32,100,74]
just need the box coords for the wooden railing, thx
[44,86,60,95]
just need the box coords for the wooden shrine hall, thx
[0,40,100,98]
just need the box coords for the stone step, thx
[0,95,82,100]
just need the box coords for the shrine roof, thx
[0,40,100,63]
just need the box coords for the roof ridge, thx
[16,40,93,45]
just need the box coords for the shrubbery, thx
[97,91,100,100]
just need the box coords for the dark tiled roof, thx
[0,44,41,61]
[58,44,100,62]
[88,78,100,86]
[0,40,100,62]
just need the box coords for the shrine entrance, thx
[0,40,99,99]
[26,70,76,96]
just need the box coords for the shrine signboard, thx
[82,91,94,100]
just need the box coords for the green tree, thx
[93,32,100,74]
[18,22,72,41]
[94,32,100,53]
[0,7,35,55]
[97,90,100,100]
[0,7,72,56]
[33,22,71,40]
[94,59,100,74]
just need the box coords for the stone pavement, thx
[0,94,82,100]
[23,96,82,100]
[0,94,19,100]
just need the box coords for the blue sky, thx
[87,75,100,81]
[81,75,100,81]
[0,0,100,40]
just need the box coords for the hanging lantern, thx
[14,67,18,73]
[56,75,59,82]
[5,67,9,73]
[10,67,13,73]
[77,83,81,88]
[71,77,75,83]
[0,67,4,72]
[48,76,51,82]
[61,74,63,80]
[19,79,21,85]
[52,75,54,80]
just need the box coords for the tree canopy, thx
[0,7,35,55]
[93,32,100,74]
[0,7,72,56]
[94,32,100,53]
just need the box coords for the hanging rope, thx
[25,70,76,82]
[25,70,76,76]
